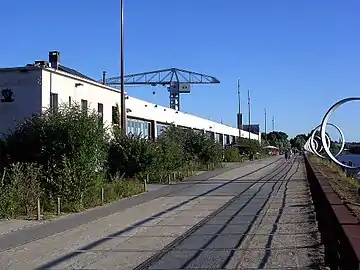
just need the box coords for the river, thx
[338,154,360,167]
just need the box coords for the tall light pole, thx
[237,79,241,138]
[272,116,275,132]
[120,0,127,135]
[248,89,251,141]
[264,108,267,135]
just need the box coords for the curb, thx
[304,154,360,270]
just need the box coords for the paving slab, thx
[0,219,46,236]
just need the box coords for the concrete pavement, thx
[0,156,324,269]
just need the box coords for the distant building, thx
[0,51,261,144]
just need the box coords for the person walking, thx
[284,150,289,160]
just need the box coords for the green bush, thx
[2,104,108,202]
[103,178,144,203]
[108,131,157,179]
[236,137,262,155]
[0,163,42,218]
[224,146,243,162]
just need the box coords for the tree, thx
[262,131,290,150]
[236,137,262,155]
[290,134,307,151]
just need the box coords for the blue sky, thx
[1,0,360,141]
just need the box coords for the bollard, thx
[57,197,61,216]
[37,198,41,221]
[143,179,148,192]
[101,187,104,204]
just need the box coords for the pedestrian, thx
[285,150,288,160]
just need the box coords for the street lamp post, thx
[264,108,267,135]
[120,0,126,135]
[248,89,251,141]
[237,79,241,138]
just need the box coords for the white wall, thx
[126,96,260,140]
[41,68,120,127]
[0,68,42,137]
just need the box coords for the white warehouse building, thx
[0,51,261,144]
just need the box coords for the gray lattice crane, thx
[100,68,220,111]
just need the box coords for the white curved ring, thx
[310,122,345,158]
[311,138,320,154]
[309,133,323,158]
[315,134,330,153]
[320,98,360,169]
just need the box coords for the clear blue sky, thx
[1,0,360,141]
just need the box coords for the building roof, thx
[58,65,97,82]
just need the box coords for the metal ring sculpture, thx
[306,123,344,158]
[320,97,360,169]
[315,135,330,153]
[310,134,330,156]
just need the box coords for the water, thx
[337,154,360,179]
[338,154,360,167]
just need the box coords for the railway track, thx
[134,157,300,269]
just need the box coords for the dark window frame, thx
[81,99,88,114]
[98,103,104,125]
[50,93,58,113]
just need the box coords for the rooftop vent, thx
[34,61,50,67]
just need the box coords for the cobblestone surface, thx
[0,156,324,269]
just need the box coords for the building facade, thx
[0,53,261,144]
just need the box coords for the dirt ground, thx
[309,155,360,220]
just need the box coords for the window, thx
[156,123,168,137]
[127,118,150,138]
[112,106,119,125]
[98,103,103,125]
[50,93,58,112]
[81,99,88,113]
[68,96,72,106]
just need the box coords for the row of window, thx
[50,93,108,125]
[49,93,238,143]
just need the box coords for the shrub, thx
[0,162,42,218]
[108,131,157,179]
[103,178,144,203]
[1,104,109,211]
[236,137,262,155]
[224,146,243,162]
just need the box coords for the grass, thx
[309,155,360,188]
